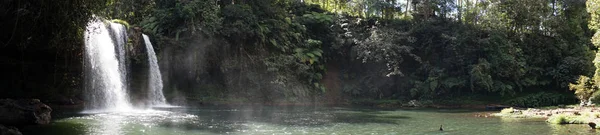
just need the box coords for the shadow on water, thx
[19,107,89,135]
[21,121,88,135]
[331,112,408,125]
[547,123,598,134]
[333,105,489,114]
[46,106,88,119]
[398,108,489,113]
[231,106,407,126]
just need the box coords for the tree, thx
[588,0,600,83]
[569,76,598,106]
[0,0,109,98]
[355,24,420,77]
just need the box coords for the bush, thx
[569,76,598,106]
[547,114,588,124]
[506,92,577,107]
[590,91,600,104]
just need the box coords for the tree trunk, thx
[458,0,462,23]
[405,0,410,18]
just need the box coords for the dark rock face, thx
[127,27,151,106]
[0,125,22,135]
[0,99,52,126]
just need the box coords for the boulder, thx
[407,100,420,107]
[0,99,52,126]
[0,125,22,135]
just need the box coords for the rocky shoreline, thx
[0,99,52,135]
[494,107,600,128]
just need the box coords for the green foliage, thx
[140,16,162,35]
[337,0,594,100]
[102,0,155,24]
[0,0,108,99]
[141,0,222,36]
[111,19,130,28]
[294,39,324,65]
[301,12,334,24]
[265,39,326,93]
[305,0,401,18]
[569,76,599,106]
[220,4,258,45]
[77,0,599,104]
[469,59,493,92]
[355,23,420,77]
[506,92,577,107]
[588,0,600,32]
[547,114,588,124]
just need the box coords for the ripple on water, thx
[54,109,199,135]
[22,107,599,135]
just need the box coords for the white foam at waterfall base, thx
[84,19,132,113]
[143,34,167,106]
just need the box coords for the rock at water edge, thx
[0,124,22,135]
[0,99,52,126]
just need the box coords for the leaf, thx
[294,48,304,53]
[175,31,181,41]
[153,26,159,35]
[312,50,322,57]
[315,73,323,79]
[270,39,278,47]
[430,80,438,91]
[306,53,315,58]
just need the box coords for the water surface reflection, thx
[22,107,595,135]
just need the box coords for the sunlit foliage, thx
[569,76,598,106]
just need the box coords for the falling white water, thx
[109,22,129,89]
[142,34,167,106]
[84,19,132,112]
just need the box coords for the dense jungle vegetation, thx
[3,0,600,107]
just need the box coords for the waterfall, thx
[142,34,167,106]
[109,22,129,90]
[84,18,132,112]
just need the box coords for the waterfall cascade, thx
[84,18,167,112]
[84,19,132,112]
[142,34,167,106]
[109,22,129,89]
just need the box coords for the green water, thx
[21,106,597,135]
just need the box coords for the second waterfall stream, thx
[143,34,167,106]
[84,18,167,112]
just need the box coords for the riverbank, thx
[162,98,512,112]
[494,106,600,128]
